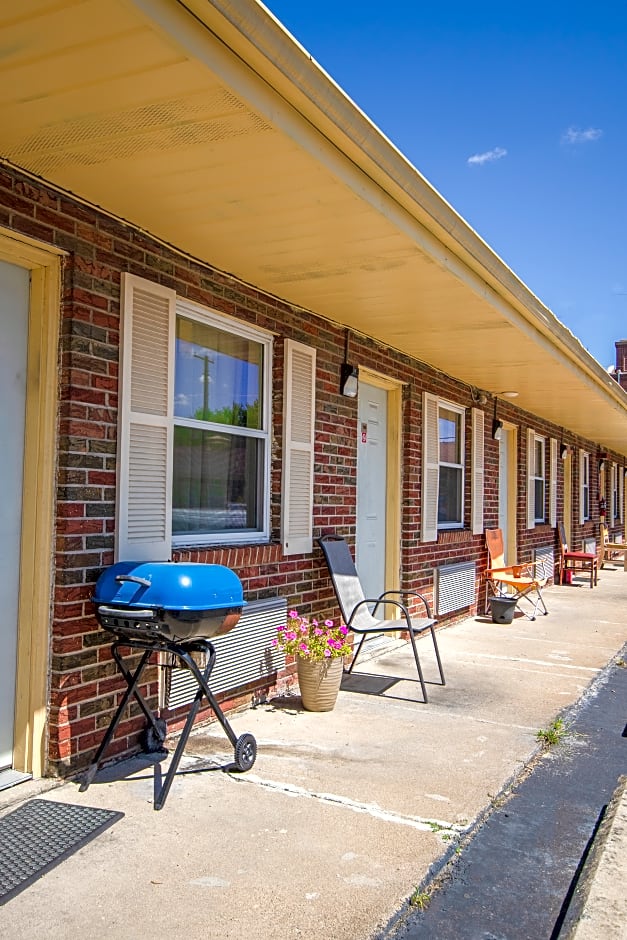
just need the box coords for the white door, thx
[356,382,387,599]
[0,260,29,771]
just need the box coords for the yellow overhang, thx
[1,0,625,454]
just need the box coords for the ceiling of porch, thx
[1,0,625,454]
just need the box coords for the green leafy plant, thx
[536,717,566,747]
[274,609,352,662]
[409,889,431,909]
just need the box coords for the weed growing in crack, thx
[536,717,567,747]
[409,889,431,910]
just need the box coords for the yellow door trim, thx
[0,229,63,777]
[500,421,518,562]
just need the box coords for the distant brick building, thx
[610,340,627,390]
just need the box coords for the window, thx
[438,405,464,527]
[117,274,316,562]
[422,394,467,541]
[172,309,270,544]
[611,462,618,522]
[580,450,590,523]
[526,429,546,528]
[532,435,545,523]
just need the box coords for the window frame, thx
[611,462,619,522]
[531,433,546,524]
[171,298,272,548]
[437,400,465,530]
[581,451,590,522]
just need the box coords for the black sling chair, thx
[318,535,445,702]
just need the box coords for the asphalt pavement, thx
[380,652,627,940]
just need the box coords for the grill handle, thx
[115,574,152,588]
[97,606,156,620]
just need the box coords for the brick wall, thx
[1,164,620,775]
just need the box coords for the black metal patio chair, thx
[317,534,445,702]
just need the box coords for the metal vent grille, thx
[164,596,287,710]
[534,545,555,580]
[435,562,476,615]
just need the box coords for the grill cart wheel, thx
[234,733,257,772]
[140,718,167,754]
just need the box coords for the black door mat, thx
[0,799,123,905]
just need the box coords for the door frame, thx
[0,229,62,777]
[499,422,518,563]
[357,367,403,590]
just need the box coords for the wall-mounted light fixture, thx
[490,391,517,440]
[492,398,503,440]
[471,387,488,406]
[559,429,569,460]
[339,329,359,398]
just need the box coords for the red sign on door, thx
[361,422,368,444]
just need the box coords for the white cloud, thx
[467,147,507,166]
[562,126,603,144]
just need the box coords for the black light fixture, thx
[339,329,359,398]
[491,398,503,440]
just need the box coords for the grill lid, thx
[93,561,245,611]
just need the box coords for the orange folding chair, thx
[485,528,549,621]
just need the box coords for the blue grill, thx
[85,559,257,810]
[93,561,246,642]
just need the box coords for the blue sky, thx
[264,0,627,370]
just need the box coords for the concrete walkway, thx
[1,567,626,939]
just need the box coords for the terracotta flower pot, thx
[296,656,343,711]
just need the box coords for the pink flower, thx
[323,649,331,657]
[288,610,298,618]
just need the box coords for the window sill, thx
[437,529,474,544]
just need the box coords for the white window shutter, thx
[620,466,625,530]
[116,274,175,562]
[579,449,586,525]
[526,428,535,529]
[281,339,316,555]
[549,437,558,528]
[422,392,439,542]
[471,408,484,535]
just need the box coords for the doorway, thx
[498,424,518,563]
[0,260,29,773]
[356,371,402,599]
[0,233,60,785]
